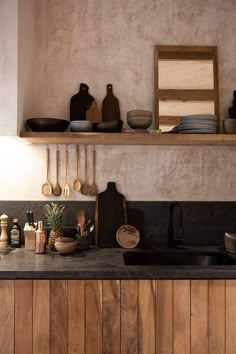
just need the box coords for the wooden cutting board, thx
[86,101,102,122]
[102,84,121,121]
[95,182,127,247]
[70,83,94,121]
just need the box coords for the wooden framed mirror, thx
[154,45,219,131]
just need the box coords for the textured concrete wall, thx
[1,0,236,201]
[30,0,236,121]
[0,0,18,135]
[18,0,37,134]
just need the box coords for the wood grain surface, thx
[2,279,236,354]
[103,280,121,354]
[121,280,138,354]
[226,280,236,354]
[191,280,208,354]
[138,280,156,354]
[173,280,190,354]
[156,280,173,354]
[20,132,236,146]
[0,280,14,354]
[50,280,68,354]
[85,280,102,354]
[15,280,33,354]
[209,280,225,354]
[68,280,85,354]
[33,280,50,354]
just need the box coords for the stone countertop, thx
[1,247,236,279]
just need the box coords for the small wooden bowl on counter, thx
[54,237,77,255]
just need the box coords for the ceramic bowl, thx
[70,121,93,132]
[27,118,69,132]
[127,116,152,129]
[54,237,77,255]
[127,110,152,118]
[93,120,123,132]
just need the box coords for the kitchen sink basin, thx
[123,250,226,266]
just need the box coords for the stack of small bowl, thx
[127,110,152,131]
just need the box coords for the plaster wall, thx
[0,0,18,135]
[1,0,236,201]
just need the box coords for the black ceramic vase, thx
[70,83,94,121]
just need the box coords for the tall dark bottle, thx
[10,219,21,248]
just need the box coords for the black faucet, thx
[167,202,184,248]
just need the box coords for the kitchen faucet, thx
[167,202,184,248]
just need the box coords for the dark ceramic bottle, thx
[70,83,94,121]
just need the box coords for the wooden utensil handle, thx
[93,148,96,182]
[56,149,59,181]
[76,145,79,178]
[66,148,68,183]
[85,145,87,181]
[46,147,49,180]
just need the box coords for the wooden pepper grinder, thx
[0,213,9,248]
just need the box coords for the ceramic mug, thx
[223,118,236,134]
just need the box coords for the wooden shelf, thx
[20,132,236,146]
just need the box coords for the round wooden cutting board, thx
[116,224,140,249]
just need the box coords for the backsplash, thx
[1,201,236,246]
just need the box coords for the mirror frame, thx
[154,45,220,130]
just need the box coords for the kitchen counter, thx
[1,247,236,279]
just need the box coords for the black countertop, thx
[1,247,236,279]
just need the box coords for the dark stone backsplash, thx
[0,201,236,247]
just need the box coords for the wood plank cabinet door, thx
[1,279,236,353]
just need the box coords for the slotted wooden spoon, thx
[42,147,52,196]
[53,148,62,196]
[81,145,90,196]
[90,146,98,196]
[73,145,81,192]
[63,147,70,197]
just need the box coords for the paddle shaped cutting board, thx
[86,101,102,122]
[70,83,94,121]
[95,182,127,247]
[102,84,121,121]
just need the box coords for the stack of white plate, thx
[179,114,217,134]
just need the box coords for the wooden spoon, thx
[63,147,70,197]
[53,148,62,196]
[90,147,98,196]
[42,147,52,196]
[73,145,81,192]
[77,209,86,235]
[81,145,90,196]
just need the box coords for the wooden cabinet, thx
[0,279,235,354]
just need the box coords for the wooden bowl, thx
[55,237,77,255]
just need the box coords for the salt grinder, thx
[0,213,9,248]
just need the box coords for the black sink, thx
[123,250,226,266]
